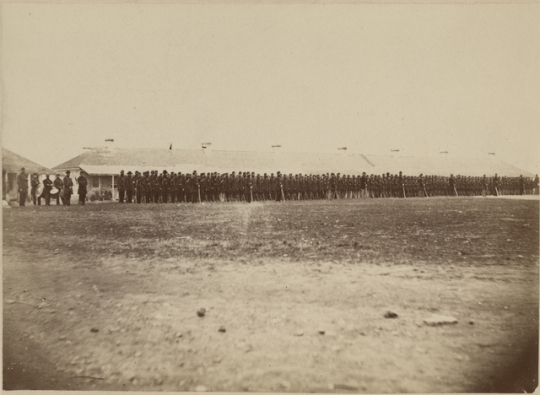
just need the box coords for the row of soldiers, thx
[116,170,540,203]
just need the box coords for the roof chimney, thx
[202,142,212,154]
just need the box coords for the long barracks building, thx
[54,146,533,200]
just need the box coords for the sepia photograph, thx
[2,1,539,393]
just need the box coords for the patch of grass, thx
[3,198,538,266]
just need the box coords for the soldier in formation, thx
[63,171,73,206]
[77,171,88,205]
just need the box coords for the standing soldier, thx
[207,173,214,202]
[360,172,367,198]
[281,174,288,200]
[118,170,125,203]
[193,171,201,203]
[493,173,500,196]
[204,173,212,202]
[170,172,177,203]
[398,171,405,198]
[148,171,155,202]
[330,173,338,199]
[162,170,170,203]
[418,174,427,197]
[152,171,160,203]
[16,167,29,207]
[30,173,40,205]
[449,174,457,196]
[185,173,194,203]
[220,173,227,202]
[245,173,253,203]
[53,174,64,205]
[199,173,207,202]
[261,173,268,201]
[230,172,238,202]
[177,172,185,203]
[125,171,133,203]
[63,171,74,206]
[275,171,284,202]
[135,171,144,203]
[41,174,53,206]
[77,171,88,205]
[212,173,219,202]
[253,172,260,201]
[142,171,151,203]
[269,173,275,201]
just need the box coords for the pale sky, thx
[2,3,539,173]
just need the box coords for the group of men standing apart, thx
[16,167,88,207]
[115,170,540,204]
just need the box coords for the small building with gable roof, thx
[2,148,53,204]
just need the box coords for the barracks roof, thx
[2,147,52,174]
[53,147,533,177]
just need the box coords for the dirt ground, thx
[3,197,539,392]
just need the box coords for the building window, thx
[92,177,99,188]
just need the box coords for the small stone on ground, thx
[384,311,398,319]
[423,314,458,326]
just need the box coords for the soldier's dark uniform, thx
[152,172,161,202]
[147,171,154,202]
[201,173,208,202]
[125,172,133,203]
[229,174,236,202]
[63,172,74,206]
[41,175,53,206]
[77,173,88,205]
[162,171,170,203]
[330,174,337,199]
[135,172,143,203]
[30,174,40,205]
[184,173,192,203]
[449,175,456,196]
[53,175,64,205]
[118,171,125,203]
[178,173,186,203]
[493,174,500,196]
[245,174,253,203]
[418,174,427,197]
[142,172,150,203]
[168,172,175,203]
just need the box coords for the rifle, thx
[250,185,253,203]
[453,186,458,196]
[198,185,201,203]
[280,184,285,201]
[402,185,406,198]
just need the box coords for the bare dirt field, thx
[3,197,539,392]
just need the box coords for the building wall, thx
[87,175,115,201]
